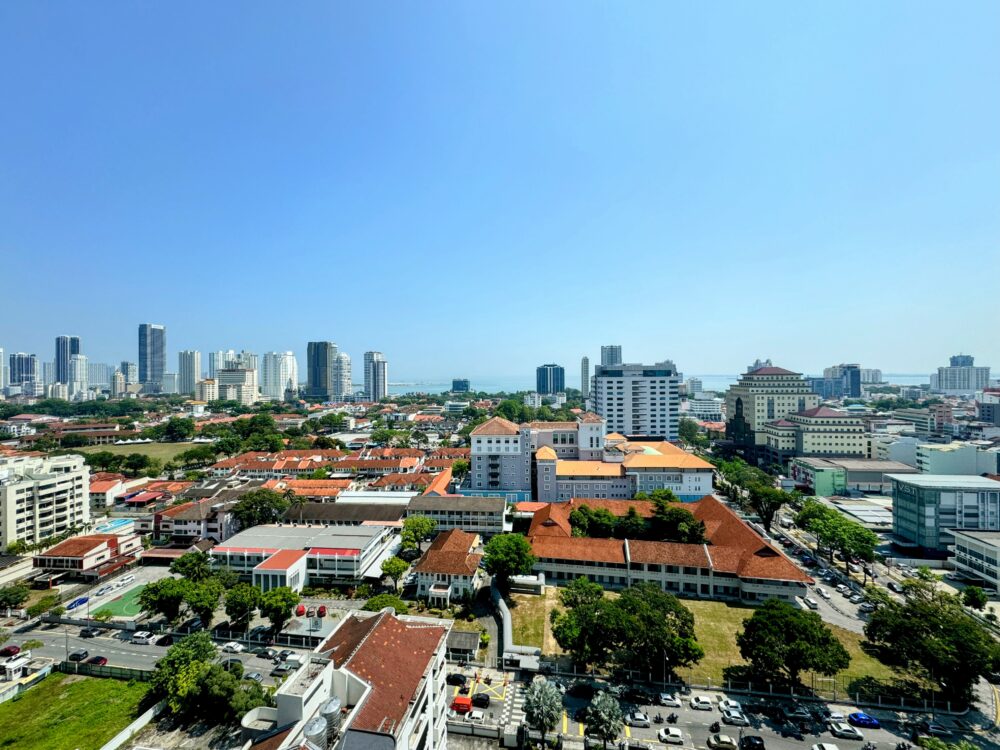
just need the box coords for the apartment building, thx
[725,366,818,462]
[407,495,506,536]
[178,350,201,396]
[686,396,724,422]
[0,453,90,550]
[216,366,260,405]
[931,354,990,396]
[890,474,1000,551]
[261,351,298,400]
[915,441,1000,475]
[364,351,388,401]
[413,528,485,605]
[593,361,681,440]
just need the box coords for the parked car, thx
[690,695,714,710]
[658,693,682,707]
[255,647,278,659]
[657,728,684,745]
[94,585,113,597]
[918,721,952,737]
[624,712,651,728]
[295,604,306,617]
[847,712,880,729]
[784,706,812,722]
[739,737,765,750]
[466,709,485,724]
[0,645,21,658]
[829,722,863,740]
[887,581,904,593]
[472,693,491,708]
[116,575,135,588]
[131,631,156,645]
[816,587,831,599]
[68,649,89,662]
[707,734,738,750]
[155,635,174,646]
[446,673,467,686]
[79,627,102,638]
[849,594,864,604]
[221,641,245,653]
[722,709,749,726]
[318,605,327,617]
[859,602,877,613]
[270,662,295,677]
[780,722,804,740]
[66,597,89,611]
[811,745,840,750]
[86,655,108,666]
[718,699,742,712]
[307,607,316,618]
[243,671,264,683]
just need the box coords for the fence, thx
[99,700,166,750]
[56,660,154,682]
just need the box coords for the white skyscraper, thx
[593,360,682,440]
[68,354,88,399]
[364,351,388,402]
[333,352,352,399]
[580,356,590,398]
[178,350,201,395]
[600,345,623,367]
[261,351,299,400]
[209,350,236,378]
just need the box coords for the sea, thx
[383,373,932,396]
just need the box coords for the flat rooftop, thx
[950,529,1000,544]
[887,474,1000,490]
[215,524,384,552]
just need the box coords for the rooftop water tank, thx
[303,716,328,750]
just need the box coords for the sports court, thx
[92,584,146,618]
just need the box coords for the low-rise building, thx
[890,474,1000,551]
[413,528,485,605]
[407,494,507,536]
[951,529,1000,591]
[88,472,128,510]
[759,407,867,466]
[790,457,918,495]
[32,532,141,581]
[915,441,1000,476]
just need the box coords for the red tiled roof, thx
[530,536,626,564]
[414,529,481,575]
[370,473,436,489]
[254,548,307,571]
[37,534,117,558]
[420,468,453,497]
[89,479,124,493]
[470,416,520,436]
[526,498,655,537]
[796,406,852,419]
[749,366,799,376]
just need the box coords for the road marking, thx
[993,683,1000,727]
[578,723,584,736]
[624,725,631,738]
[562,711,568,733]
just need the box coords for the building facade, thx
[54,335,81,385]
[363,351,388,401]
[137,323,166,391]
[177,350,201,396]
[601,345,623,366]
[8,353,38,385]
[217,367,259,405]
[932,354,991,396]
[0,453,90,550]
[725,366,818,462]
[593,360,681,439]
[333,351,352,399]
[306,341,337,400]
[890,474,1000,551]
[951,530,1000,591]
[536,363,565,395]
[261,351,299,400]
[580,356,590,398]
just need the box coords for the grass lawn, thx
[0,673,150,750]
[93,584,146,618]
[76,442,193,462]
[510,587,563,654]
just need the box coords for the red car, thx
[295,604,306,617]
[87,656,108,666]
[0,645,20,658]
[318,605,327,617]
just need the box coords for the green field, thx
[77,442,193,462]
[0,673,150,750]
[93,584,146,618]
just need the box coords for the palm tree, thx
[523,679,562,749]
[284,487,306,523]
[587,691,623,750]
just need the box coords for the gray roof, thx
[447,629,481,651]
[286,503,405,524]
[408,495,506,513]
[887,474,1000,489]
[217,523,384,550]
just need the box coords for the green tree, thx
[0,583,30,608]
[283,487,307,523]
[225,583,263,629]
[550,583,624,669]
[963,586,989,611]
[737,599,850,685]
[216,436,244,457]
[678,417,709,448]
[139,577,190,622]
[649,498,708,544]
[482,533,537,586]
[231,488,291,529]
[381,556,409,590]
[523,679,562,747]
[151,631,217,714]
[451,458,470,481]
[370,428,395,446]
[401,515,437,551]
[587,691,624,750]
[363,593,409,614]
[260,586,300,635]
[163,417,196,442]
[744,482,788,533]
[60,433,90,448]
[184,578,223,626]
[613,583,704,680]
[170,551,214,582]
[613,507,649,539]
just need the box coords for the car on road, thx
[66,596,89,611]
[849,594,864,604]
[847,712,880,729]
[690,695,714,710]
[829,722,863,740]
[811,745,840,750]
[270,662,295,677]
[739,737,765,750]
[254,647,278,659]
[86,655,108,666]
[116,575,135,588]
[859,602,877,613]
[80,627,102,638]
[657,728,684,745]
[718,699,742,712]
[318,605,327,617]
[721,708,749,726]
[707,734,738,750]
[918,721,952,737]
[94,585,113,597]
[243,671,264,683]
[0,645,21,658]
[624,711,651,728]
[887,581,904,593]
[658,693,681,707]
[68,649,89,662]
[472,693,491,708]
[446,673,467,686]
[779,723,804,740]
[276,649,294,661]
[221,641,245,653]
[131,631,156,645]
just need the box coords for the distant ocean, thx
[383,373,932,396]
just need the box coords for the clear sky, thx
[2,2,998,383]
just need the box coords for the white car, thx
[707,734,738,750]
[117,575,135,588]
[221,641,245,653]
[94,585,113,597]
[718,699,742,712]
[131,631,156,645]
[625,712,651,728]
[657,727,684,745]
[816,587,831,599]
[829,722,863,740]
[466,710,485,724]
[690,695,714,710]
[721,709,749,726]
[812,745,840,750]
[658,693,681,707]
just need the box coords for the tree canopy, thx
[169,551,214,582]
[381,557,409,590]
[260,586,300,635]
[482,533,537,585]
[587,691,624,749]
[363,593,409,614]
[523,680,562,745]
[231,488,291,529]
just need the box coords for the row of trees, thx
[678,417,709,449]
[569,491,708,544]
[714,457,795,532]
[794,499,879,582]
[83,450,163,477]
[4,525,84,555]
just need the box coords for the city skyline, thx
[2,4,998,378]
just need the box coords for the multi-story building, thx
[580,356,590,398]
[195,378,218,402]
[32,533,141,581]
[407,495,507,536]
[45,383,68,400]
[914,441,1000,475]
[68,354,88,399]
[110,370,126,398]
[860,368,883,384]
[208,350,236,379]
[8,353,38,385]
[536,363,565,395]
[261,351,298,400]
[333,351,352,399]
[452,378,471,393]
[0,346,5,390]
[931,354,991,396]
[593,360,681,440]
[686,377,703,395]
[758,406,866,466]
[138,323,166,391]
[0,453,90,550]
[178,350,201,395]
[363,351,388,401]
[306,341,337,400]
[890,474,1000,551]
[822,364,861,398]
[87,362,113,388]
[216,366,259,405]
[686,395,723,422]
[952,530,1000,591]
[119,360,138,385]
[413,529,485,605]
[893,407,938,436]
[241,609,450,750]
[980,389,1000,427]
[725,365,818,462]
[601,345,623,366]
[54,335,81,385]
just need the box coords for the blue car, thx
[848,712,880,729]
[66,596,89,611]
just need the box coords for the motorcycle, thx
[654,714,664,725]
[710,721,721,733]
[666,713,678,724]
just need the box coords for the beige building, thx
[0,453,90,550]
[725,366,818,461]
[760,406,866,466]
[195,378,218,402]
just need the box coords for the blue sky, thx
[2,2,998,384]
